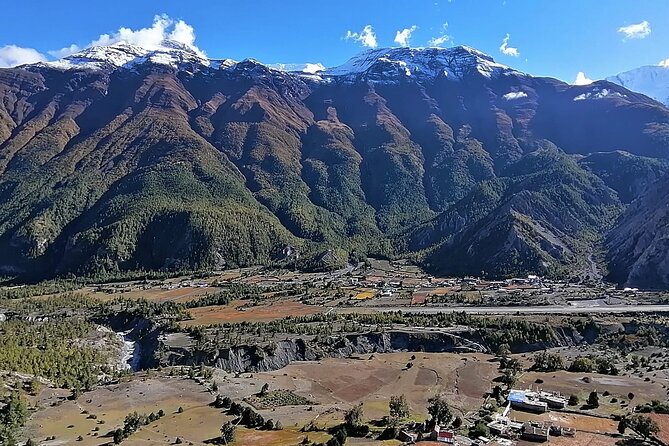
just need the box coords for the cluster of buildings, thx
[508,389,568,413]
[485,414,575,443]
[483,389,575,443]
[397,425,500,445]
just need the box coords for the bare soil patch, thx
[182,299,320,325]
[650,413,669,444]
[518,370,664,407]
[25,376,217,446]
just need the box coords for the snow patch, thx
[268,62,326,74]
[503,91,528,100]
[574,87,626,101]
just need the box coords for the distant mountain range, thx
[2,41,669,287]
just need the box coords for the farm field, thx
[21,352,498,446]
[243,352,498,426]
[87,285,224,303]
[517,370,666,412]
[25,376,219,446]
[182,298,321,325]
[518,433,617,446]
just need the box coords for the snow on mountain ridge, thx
[325,46,515,80]
[27,41,519,82]
[38,40,234,71]
[269,62,326,74]
[606,65,669,106]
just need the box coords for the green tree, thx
[345,403,364,427]
[617,417,627,434]
[220,421,236,444]
[328,426,347,446]
[496,343,511,358]
[427,395,452,426]
[470,421,490,438]
[568,356,596,372]
[627,414,659,440]
[532,351,565,371]
[1,391,28,428]
[499,357,522,372]
[28,379,41,395]
[587,391,599,408]
[389,395,410,423]
[260,383,270,396]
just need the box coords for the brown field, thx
[225,352,499,428]
[518,370,665,410]
[182,299,321,325]
[512,412,619,446]
[650,413,669,444]
[88,286,224,303]
[410,292,429,305]
[25,351,497,444]
[511,411,618,432]
[519,432,617,446]
[235,428,329,446]
[25,376,221,445]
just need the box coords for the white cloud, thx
[618,20,651,40]
[344,25,378,48]
[0,45,47,67]
[573,71,593,86]
[428,35,449,47]
[168,20,197,47]
[503,91,528,100]
[48,44,81,59]
[499,34,519,57]
[659,58,669,67]
[49,14,206,59]
[428,23,451,47]
[394,25,417,47]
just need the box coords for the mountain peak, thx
[606,64,669,106]
[325,45,513,81]
[26,42,518,82]
[38,39,219,71]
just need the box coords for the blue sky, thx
[1,0,668,82]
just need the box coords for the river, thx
[118,329,142,371]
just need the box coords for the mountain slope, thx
[406,148,621,277]
[607,174,669,289]
[1,43,669,281]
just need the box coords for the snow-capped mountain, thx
[34,40,236,71]
[24,41,519,83]
[268,62,326,74]
[2,38,669,288]
[325,46,516,81]
[606,65,669,107]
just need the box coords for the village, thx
[3,258,669,446]
[86,258,669,315]
[387,387,578,445]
